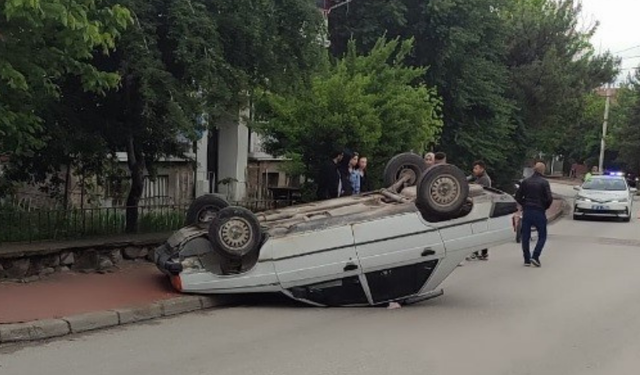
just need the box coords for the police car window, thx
[582,179,604,190]
[582,178,626,191]
[606,179,627,191]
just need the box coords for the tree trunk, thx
[125,135,145,233]
[63,162,72,209]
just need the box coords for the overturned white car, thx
[155,153,518,307]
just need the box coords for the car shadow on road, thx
[572,216,631,223]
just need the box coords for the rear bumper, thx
[154,242,183,276]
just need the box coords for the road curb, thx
[548,196,568,223]
[0,295,234,345]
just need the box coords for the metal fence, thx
[0,199,295,243]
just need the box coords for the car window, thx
[582,178,627,191]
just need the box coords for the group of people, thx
[318,148,552,269]
[426,152,552,268]
[317,148,370,200]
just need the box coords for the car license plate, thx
[591,205,609,210]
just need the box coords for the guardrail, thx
[0,199,296,243]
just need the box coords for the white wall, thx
[216,108,249,201]
[194,130,209,197]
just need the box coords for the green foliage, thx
[256,37,443,186]
[327,0,619,185]
[0,0,132,155]
[3,0,325,231]
[561,93,607,163]
[610,72,640,171]
[502,0,619,155]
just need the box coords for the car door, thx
[352,212,445,305]
[272,226,368,307]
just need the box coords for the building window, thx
[262,172,280,187]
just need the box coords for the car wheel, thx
[185,194,230,227]
[415,164,469,220]
[623,217,631,223]
[382,153,427,192]
[209,206,262,258]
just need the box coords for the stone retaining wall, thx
[0,241,162,282]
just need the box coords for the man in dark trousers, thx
[317,149,344,200]
[514,162,553,267]
[468,160,492,260]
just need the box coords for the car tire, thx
[623,217,631,223]
[209,206,262,258]
[382,153,427,191]
[185,194,230,227]
[415,164,469,220]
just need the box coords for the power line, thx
[614,44,640,54]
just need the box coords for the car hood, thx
[578,190,628,202]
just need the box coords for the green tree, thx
[256,37,443,191]
[610,72,640,172]
[3,0,325,232]
[0,0,131,155]
[329,0,519,186]
[558,92,609,165]
[502,0,619,156]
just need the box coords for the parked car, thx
[155,153,519,307]
[573,174,637,222]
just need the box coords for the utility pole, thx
[598,85,612,173]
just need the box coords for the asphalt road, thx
[2,183,640,375]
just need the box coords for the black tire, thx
[185,194,230,226]
[415,164,469,220]
[382,153,427,191]
[623,217,631,223]
[209,206,262,258]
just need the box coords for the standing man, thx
[514,162,553,267]
[584,166,598,182]
[317,149,343,200]
[468,160,492,260]
[434,152,447,165]
[424,152,435,168]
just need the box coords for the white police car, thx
[573,173,637,222]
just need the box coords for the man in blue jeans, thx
[514,162,553,267]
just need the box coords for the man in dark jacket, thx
[317,149,343,200]
[469,160,492,260]
[514,162,553,267]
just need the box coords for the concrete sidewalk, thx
[0,262,234,344]
[0,198,566,345]
[0,263,179,324]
